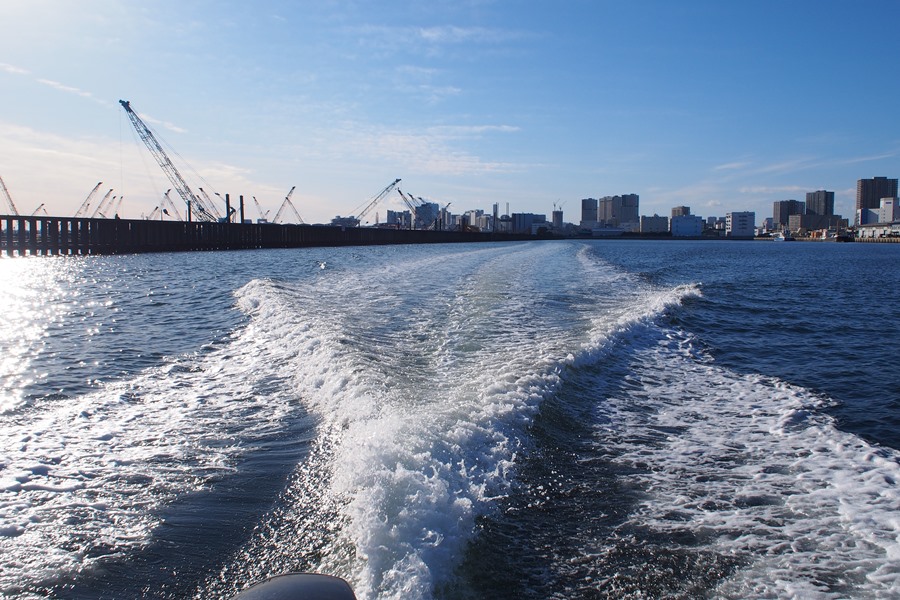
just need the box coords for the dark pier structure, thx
[1,215,532,257]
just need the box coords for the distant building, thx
[707,216,726,230]
[640,215,669,233]
[773,199,805,228]
[879,198,900,223]
[415,202,440,229]
[552,209,564,230]
[331,215,360,228]
[598,194,639,228]
[858,197,900,226]
[580,198,598,228]
[671,206,691,218]
[788,214,848,233]
[385,209,412,229]
[512,213,547,234]
[671,214,704,237]
[806,190,835,216]
[856,177,898,225]
[726,211,756,238]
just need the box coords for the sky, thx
[1,0,899,225]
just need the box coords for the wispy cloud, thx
[428,124,520,135]
[134,112,188,134]
[0,62,29,75]
[713,160,752,171]
[416,25,516,44]
[837,151,899,165]
[739,185,807,195]
[37,78,94,99]
[0,63,113,108]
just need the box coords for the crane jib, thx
[119,100,216,222]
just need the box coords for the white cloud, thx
[428,124,520,135]
[739,185,807,195]
[37,78,94,99]
[0,62,29,75]
[713,161,751,171]
[133,111,188,135]
[415,25,526,44]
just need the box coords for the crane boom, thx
[74,182,103,218]
[89,189,114,218]
[118,99,214,222]
[0,175,20,216]
[356,178,401,224]
[92,191,118,218]
[196,188,223,220]
[273,186,304,224]
[252,196,270,222]
[161,190,184,221]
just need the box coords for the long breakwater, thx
[0,215,530,256]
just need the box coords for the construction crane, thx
[0,175,20,215]
[161,190,184,221]
[273,186,304,224]
[197,188,224,221]
[355,178,401,225]
[394,189,418,229]
[252,196,270,223]
[74,182,104,218]
[31,203,49,216]
[119,99,215,222]
[111,195,125,218]
[89,189,115,218]
[92,193,119,218]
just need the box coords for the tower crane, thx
[252,196,270,223]
[0,175,20,215]
[273,186,304,224]
[74,182,103,218]
[119,99,215,222]
[355,178,401,225]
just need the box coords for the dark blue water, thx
[1,240,898,599]
[591,240,900,451]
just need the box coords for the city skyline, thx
[2,2,900,224]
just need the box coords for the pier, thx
[1,215,530,257]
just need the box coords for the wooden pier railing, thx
[1,215,529,257]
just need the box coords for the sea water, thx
[0,240,897,599]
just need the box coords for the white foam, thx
[0,301,307,594]
[212,243,702,600]
[594,325,900,598]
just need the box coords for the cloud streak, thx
[0,62,29,75]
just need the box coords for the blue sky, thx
[1,0,898,225]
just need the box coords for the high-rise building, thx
[552,209,563,229]
[773,199,805,228]
[857,177,898,224]
[598,194,639,227]
[580,198,598,227]
[671,206,691,218]
[806,190,834,216]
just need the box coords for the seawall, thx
[1,215,532,257]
